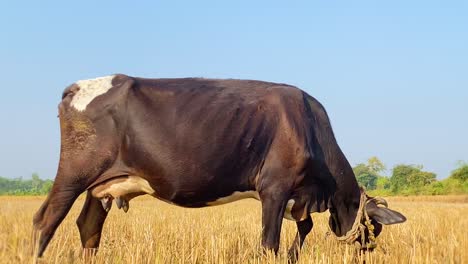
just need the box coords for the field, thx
[0,195,466,264]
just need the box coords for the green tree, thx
[0,174,54,195]
[450,162,468,182]
[408,171,436,187]
[390,164,436,193]
[390,165,418,192]
[356,173,378,190]
[41,180,54,194]
[32,173,41,190]
[353,163,370,176]
[376,176,391,189]
[352,158,385,190]
[367,156,386,174]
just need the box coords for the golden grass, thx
[0,195,466,264]
[385,195,468,203]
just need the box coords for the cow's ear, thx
[366,203,406,225]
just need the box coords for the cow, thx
[33,74,406,262]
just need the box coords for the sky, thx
[0,1,466,180]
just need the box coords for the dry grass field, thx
[0,195,466,264]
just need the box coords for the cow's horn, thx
[373,197,388,208]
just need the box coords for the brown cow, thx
[33,75,406,261]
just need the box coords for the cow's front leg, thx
[287,216,313,263]
[76,191,109,258]
[260,192,288,254]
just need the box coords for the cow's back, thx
[121,77,310,206]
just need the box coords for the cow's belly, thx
[89,176,304,221]
[206,191,260,206]
[206,191,299,221]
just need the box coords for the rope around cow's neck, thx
[326,188,378,250]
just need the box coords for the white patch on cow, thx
[71,75,116,111]
[91,176,155,199]
[206,191,260,206]
[283,199,296,221]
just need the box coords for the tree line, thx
[0,173,53,195]
[354,157,468,195]
[1,159,467,196]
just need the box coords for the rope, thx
[326,188,379,250]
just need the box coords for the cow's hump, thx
[71,75,116,111]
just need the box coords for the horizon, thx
[1,1,467,180]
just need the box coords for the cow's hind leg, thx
[260,191,289,255]
[287,216,313,263]
[76,191,109,257]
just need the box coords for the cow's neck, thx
[324,153,361,237]
[330,167,361,236]
[305,94,361,236]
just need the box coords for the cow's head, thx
[328,190,406,250]
[357,195,406,250]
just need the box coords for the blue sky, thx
[0,1,466,179]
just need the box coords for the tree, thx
[41,180,54,194]
[408,171,436,187]
[353,160,382,190]
[356,173,378,190]
[353,163,370,177]
[0,174,53,195]
[367,156,386,174]
[390,165,417,192]
[390,164,436,193]
[376,176,391,189]
[32,173,41,190]
[450,162,468,182]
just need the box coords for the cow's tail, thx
[32,175,84,257]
